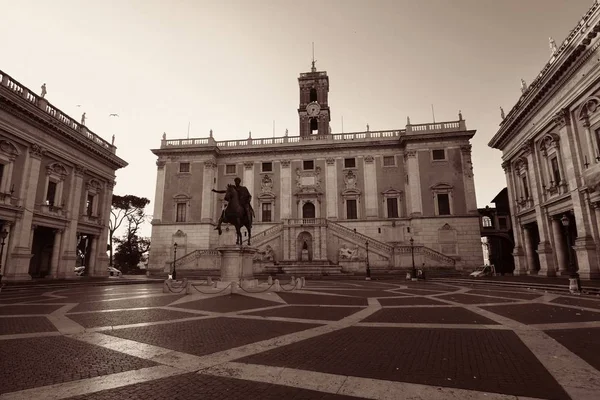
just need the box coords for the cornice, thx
[0,94,128,170]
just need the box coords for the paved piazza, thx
[1,281,600,399]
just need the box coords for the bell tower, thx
[298,49,331,137]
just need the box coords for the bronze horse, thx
[223,184,252,245]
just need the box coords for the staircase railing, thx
[395,244,455,265]
[251,224,284,244]
[326,220,393,253]
[170,249,221,268]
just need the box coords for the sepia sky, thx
[0,0,594,237]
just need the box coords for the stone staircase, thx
[272,260,343,276]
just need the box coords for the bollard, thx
[296,277,302,289]
[274,279,281,292]
[290,275,295,285]
[207,276,212,285]
[301,277,305,288]
[268,276,273,285]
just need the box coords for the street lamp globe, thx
[561,214,569,227]
[0,229,7,240]
[410,237,414,246]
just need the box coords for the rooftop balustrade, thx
[0,70,116,154]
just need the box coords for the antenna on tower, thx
[311,42,317,72]
[431,104,436,123]
[187,121,190,139]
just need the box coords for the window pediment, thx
[173,193,191,201]
[86,179,102,193]
[0,140,20,158]
[341,188,361,198]
[382,188,402,198]
[578,96,600,120]
[430,183,453,192]
[258,192,276,200]
[538,133,560,155]
[46,162,68,178]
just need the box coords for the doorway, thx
[29,227,55,278]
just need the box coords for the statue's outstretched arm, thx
[212,189,226,194]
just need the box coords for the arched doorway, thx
[297,231,313,261]
[302,202,315,219]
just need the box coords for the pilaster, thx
[58,164,85,278]
[280,160,292,220]
[503,160,527,275]
[152,160,166,223]
[325,158,338,220]
[201,160,216,223]
[523,225,537,275]
[49,229,63,278]
[363,155,378,218]
[243,161,255,210]
[92,180,114,276]
[550,216,569,275]
[460,145,478,213]
[405,150,422,216]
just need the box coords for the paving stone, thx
[363,307,499,324]
[0,304,64,315]
[0,336,156,395]
[545,328,600,372]
[0,316,57,335]
[236,327,569,400]
[481,303,600,324]
[436,293,518,304]
[67,308,204,328]
[306,289,408,298]
[467,289,543,300]
[395,288,449,296]
[550,296,600,310]
[67,372,362,400]
[104,317,320,357]
[378,296,447,306]
[242,305,365,321]
[277,292,368,306]
[171,294,280,313]
[67,295,184,313]
[0,296,52,304]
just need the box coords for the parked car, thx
[74,266,85,276]
[469,265,494,278]
[107,267,122,277]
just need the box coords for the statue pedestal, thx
[217,245,258,283]
[339,260,363,274]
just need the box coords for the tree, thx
[110,195,150,267]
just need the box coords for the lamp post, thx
[0,229,8,281]
[365,241,371,280]
[172,242,178,280]
[410,237,417,281]
[561,214,581,293]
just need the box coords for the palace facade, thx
[0,70,127,281]
[148,64,482,276]
[489,2,600,279]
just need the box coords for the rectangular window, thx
[550,157,561,184]
[383,156,395,166]
[262,202,272,222]
[262,162,272,172]
[179,162,190,173]
[347,199,358,219]
[432,149,446,161]
[86,194,94,216]
[437,193,451,215]
[176,203,186,222]
[387,198,399,218]
[46,181,57,205]
[225,164,236,174]
[344,158,356,168]
[303,160,314,170]
[522,176,530,199]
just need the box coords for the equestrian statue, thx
[212,177,255,245]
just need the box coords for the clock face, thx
[306,102,321,117]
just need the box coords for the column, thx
[460,145,478,213]
[550,216,569,275]
[523,141,555,276]
[152,160,166,223]
[325,158,338,220]
[58,165,85,278]
[404,150,422,216]
[290,226,297,260]
[201,160,216,222]
[582,115,598,166]
[523,226,536,275]
[280,160,292,220]
[283,225,290,261]
[320,226,327,261]
[87,235,98,275]
[557,109,599,278]
[5,145,44,280]
[0,222,12,278]
[91,180,114,276]
[49,229,63,278]
[364,155,378,218]
[504,160,526,275]
[243,162,254,211]
[314,226,321,260]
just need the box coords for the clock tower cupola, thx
[298,56,331,137]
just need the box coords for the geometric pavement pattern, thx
[1,280,600,399]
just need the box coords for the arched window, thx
[302,202,315,218]
[482,216,493,227]
[310,118,318,134]
[309,88,317,102]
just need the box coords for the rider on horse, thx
[212,177,255,235]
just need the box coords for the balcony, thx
[284,218,327,226]
[80,214,101,225]
[38,204,65,217]
[516,197,534,213]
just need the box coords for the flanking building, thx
[148,64,483,276]
[0,70,127,281]
[489,2,600,279]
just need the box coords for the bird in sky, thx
[109,113,119,117]
[76,104,81,107]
